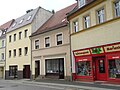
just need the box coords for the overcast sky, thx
[0,0,76,25]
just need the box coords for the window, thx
[27,15,32,21]
[19,32,22,40]
[73,21,79,32]
[9,66,18,77]
[2,40,5,47]
[14,34,16,41]
[35,40,39,49]
[79,0,85,8]
[45,37,50,47]
[1,53,4,60]
[24,29,28,38]
[19,19,23,24]
[56,34,62,45]
[76,61,91,76]
[114,0,120,17]
[19,48,22,56]
[97,8,105,24]
[9,50,11,58]
[24,47,28,55]
[108,59,120,79]
[9,35,12,42]
[13,49,16,57]
[84,15,90,29]
[12,22,17,27]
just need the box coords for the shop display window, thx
[76,61,91,76]
[108,59,120,78]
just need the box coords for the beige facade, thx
[31,26,71,80]
[68,0,120,81]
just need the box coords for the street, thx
[0,79,120,90]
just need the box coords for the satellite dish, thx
[0,30,2,36]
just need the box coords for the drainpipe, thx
[29,36,32,81]
[68,21,73,81]
[5,35,6,79]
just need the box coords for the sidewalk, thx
[33,78,120,89]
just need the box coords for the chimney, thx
[52,10,55,14]
[26,9,33,13]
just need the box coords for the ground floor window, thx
[9,66,18,78]
[76,61,91,76]
[108,59,120,78]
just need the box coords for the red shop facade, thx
[73,42,120,82]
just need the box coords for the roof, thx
[0,19,14,30]
[7,7,40,33]
[32,3,77,36]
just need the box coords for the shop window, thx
[108,59,120,78]
[9,66,18,78]
[76,61,91,76]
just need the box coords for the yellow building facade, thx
[68,0,120,82]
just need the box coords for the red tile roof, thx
[32,3,77,36]
[0,19,14,30]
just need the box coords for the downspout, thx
[29,36,32,81]
[5,34,7,79]
[68,21,73,81]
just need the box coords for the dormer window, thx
[78,0,86,8]
[27,15,32,21]
[19,19,24,24]
[12,22,17,27]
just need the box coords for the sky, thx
[0,0,76,25]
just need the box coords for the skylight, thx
[27,15,32,21]
[19,19,24,24]
[12,22,17,27]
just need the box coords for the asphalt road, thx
[0,79,119,90]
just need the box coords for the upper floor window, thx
[19,32,22,40]
[14,34,16,41]
[24,29,28,38]
[13,49,16,57]
[2,40,5,47]
[84,15,90,29]
[45,37,50,47]
[1,53,4,60]
[24,47,28,56]
[79,0,85,8]
[73,21,79,32]
[19,19,24,24]
[114,0,120,17]
[9,50,11,58]
[12,22,17,28]
[35,40,39,49]
[27,15,32,21]
[97,8,105,24]
[19,48,22,56]
[9,35,12,42]
[56,33,62,45]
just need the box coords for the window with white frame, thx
[73,21,79,32]
[45,37,50,47]
[14,34,16,41]
[24,29,28,38]
[2,40,5,47]
[9,50,11,58]
[35,40,39,49]
[79,0,86,8]
[97,8,105,24]
[19,48,22,56]
[24,47,28,55]
[56,33,62,45]
[114,0,120,17]
[1,53,4,60]
[19,32,22,40]
[13,49,16,57]
[84,15,90,29]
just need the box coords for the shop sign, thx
[74,49,90,56]
[78,59,88,61]
[91,47,104,54]
[104,44,120,53]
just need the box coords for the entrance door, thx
[93,57,107,81]
[35,61,40,78]
[23,65,30,79]
[59,58,64,79]
[0,67,3,78]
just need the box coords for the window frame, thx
[73,20,79,33]
[114,0,120,17]
[14,33,16,41]
[24,29,28,38]
[9,50,11,58]
[19,48,22,56]
[13,49,16,57]
[83,15,90,29]
[2,40,5,47]
[24,47,28,56]
[56,33,63,46]
[35,39,39,49]
[9,35,12,42]
[1,53,4,60]
[45,36,50,48]
[79,0,86,8]
[19,32,22,40]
